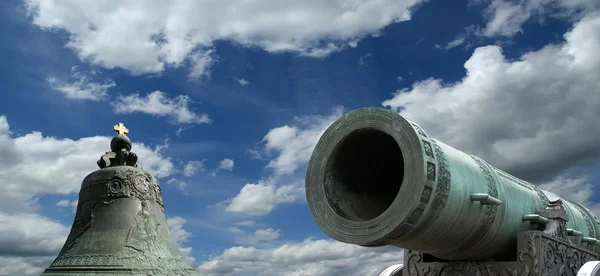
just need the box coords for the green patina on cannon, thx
[305,107,600,275]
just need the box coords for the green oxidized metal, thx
[305,107,600,261]
[42,130,197,275]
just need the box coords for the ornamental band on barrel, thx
[41,123,198,276]
[305,107,600,276]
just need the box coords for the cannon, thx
[305,107,600,275]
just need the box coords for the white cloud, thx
[480,0,532,37]
[478,0,598,37]
[56,199,78,212]
[226,227,246,235]
[263,107,343,175]
[24,0,426,75]
[226,226,282,245]
[382,13,600,181]
[56,199,71,207]
[253,228,280,242]
[181,158,233,178]
[183,160,206,177]
[166,216,196,265]
[0,256,54,276]
[188,49,215,79]
[234,220,258,228]
[539,175,594,204]
[226,179,303,216]
[217,158,234,171]
[236,78,249,86]
[301,43,344,58]
[226,107,343,216]
[167,178,187,190]
[197,238,404,276]
[358,52,373,66]
[136,144,176,179]
[0,213,69,257]
[0,117,9,137]
[46,67,115,101]
[440,36,467,50]
[247,148,269,161]
[113,91,211,125]
[167,217,192,244]
[175,126,194,138]
[175,127,186,137]
[0,115,175,213]
[0,212,70,274]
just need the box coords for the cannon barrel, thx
[305,107,600,261]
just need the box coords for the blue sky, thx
[1,0,599,275]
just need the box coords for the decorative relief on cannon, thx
[430,139,451,211]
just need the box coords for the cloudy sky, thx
[1,0,599,275]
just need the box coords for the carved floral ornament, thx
[85,123,165,209]
[80,167,164,211]
[399,120,452,232]
[404,232,598,276]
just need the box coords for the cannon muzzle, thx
[305,107,600,261]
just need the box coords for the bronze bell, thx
[41,123,197,275]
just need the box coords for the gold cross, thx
[113,122,129,136]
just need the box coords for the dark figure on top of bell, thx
[97,122,139,169]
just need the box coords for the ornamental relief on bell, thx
[81,167,164,210]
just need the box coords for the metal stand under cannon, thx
[404,199,600,276]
